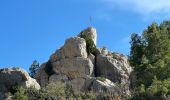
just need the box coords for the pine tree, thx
[29,60,40,78]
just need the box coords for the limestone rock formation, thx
[52,58,94,77]
[49,74,68,83]
[91,78,121,94]
[35,26,132,96]
[50,37,87,62]
[96,47,132,95]
[0,67,40,94]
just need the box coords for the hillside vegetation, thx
[130,20,170,99]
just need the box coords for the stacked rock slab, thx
[35,26,132,96]
[0,67,40,99]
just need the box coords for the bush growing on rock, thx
[13,87,28,100]
[29,60,40,78]
[96,77,106,82]
[80,31,96,55]
[7,85,28,100]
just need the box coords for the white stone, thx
[52,57,94,78]
[50,37,87,61]
[96,51,132,95]
[92,78,120,94]
[0,67,40,92]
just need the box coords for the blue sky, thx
[0,0,170,71]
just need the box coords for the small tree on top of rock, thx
[80,32,96,55]
[29,60,40,78]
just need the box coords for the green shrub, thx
[79,91,96,100]
[96,77,106,82]
[79,32,96,55]
[26,82,68,100]
[9,84,20,95]
[44,60,55,76]
[146,78,169,96]
[44,81,66,99]
[138,84,146,94]
[13,87,28,100]
[29,60,40,78]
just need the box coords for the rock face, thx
[35,63,49,87]
[91,78,121,94]
[96,48,132,95]
[50,37,87,62]
[0,67,40,94]
[52,58,94,78]
[35,27,132,96]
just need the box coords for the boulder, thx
[91,78,120,94]
[50,37,87,62]
[0,67,40,93]
[52,57,94,79]
[78,26,97,45]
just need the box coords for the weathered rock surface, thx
[0,67,40,93]
[50,37,87,62]
[36,36,95,94]
[53,57,94,78]
[96,48,132,95]
[68,76,94,94]
[35,63,49,87]
[91,78,121,94]
[35,27,132,96]
[78,26,97,45]
[88,53,95,65]
[49,74,68,83]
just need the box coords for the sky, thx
[0,0,170,71]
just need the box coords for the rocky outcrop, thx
[36,36,95,94]
[96,48,132,95]
[0,67,40,94]
[35,26,132,96]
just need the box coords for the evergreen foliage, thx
[79,31,96,55]
[130,20,170,99]
[29,60,40,78]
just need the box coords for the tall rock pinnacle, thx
[78,26,97,45]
